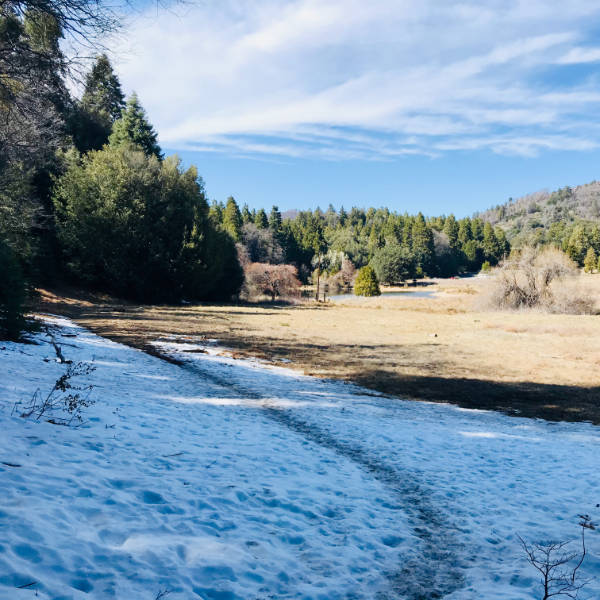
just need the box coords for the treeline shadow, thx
[352,369,600,425]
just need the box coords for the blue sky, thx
[113,1,600,215]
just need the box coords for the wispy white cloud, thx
[556,46,600,64]
[113,0,600,159]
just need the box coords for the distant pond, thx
[327,290,437,302]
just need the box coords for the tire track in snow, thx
[173,354,466,599]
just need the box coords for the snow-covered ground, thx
[0,317,598,600]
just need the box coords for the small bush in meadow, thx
[354,266,381,297]
[480,260,492,273]
[483,246,595,314]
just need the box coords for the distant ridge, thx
[477,181,600,245]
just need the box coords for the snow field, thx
[1,319,413,599]
[0,317,599,599]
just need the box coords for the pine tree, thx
[370,244,414,284]
[109,93,162,159]
[495,227,509,260]
[24,9,61,54]
[241,204,252,224]
[81,54,125,123]
[324,203,337,228]
[463,239,483,270]
[52,146,242,302]
[566,225,588,266]
[209,200,224,225]
[443,214,459,249]
[584,247,597,273]
[354,265,380,296]
[458,218,473,246]
[255,208,268,229]
[75,54,125,151]
[0,239,27,340]
[222,196,242,241]
[482,222,501,264]
[402,217,413,249]
[471,218,484,241]
[590,225,600,254]
[411,213,434,275]
[269,205,282,233]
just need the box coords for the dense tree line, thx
[0,0,242,337]
[0,0,511,338]
[209,199,510,286]
[525,219,600,270]
[478,184,600,270]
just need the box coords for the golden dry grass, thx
[36,274,600,424]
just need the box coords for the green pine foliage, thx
[81,54,126,123]
[241,204,252,224]
[222,196,243,241]
[477,182,600,255]
[52,145,241,302]
[354,266,380,296]
[0,239,27,340]
[72,54,125,152]
[584,247,597,273]
[259,208,508,281]
[109,93,162,159]
[370,243,415,284]
[269,205,282,233]
[1,1,245,308]
[255,208,269,229]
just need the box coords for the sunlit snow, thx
[0,318,598,599]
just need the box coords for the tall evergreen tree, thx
[443,214,459,249]
[53,146,241,301]
[411,213,434,275]
[566,225,588,266]
[222,196,242,241]
[495,227,509,260]
[471,217,484,241]
[338,206,347,227]
[81,54,125,122]
[255,208,268,229]
[457,218,472,246]
[584,247,597,273]
[1,6,68,281]
[109,93,162,159]
[482,222,501,264]
[74,53,125,151]
[241,203,252,224]
[269,205,282,233]
[209,200,224,225]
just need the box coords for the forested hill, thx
[477,181,600,253]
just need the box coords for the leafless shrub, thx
[244,262,301,302]
[235,242,250,268]
[519,515,595,600]
[482,247,595,314]
[323,257,357,294]
[240,223,283,264]
[15,358,96,426]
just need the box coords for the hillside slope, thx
[478,181,600,246]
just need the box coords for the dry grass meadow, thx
[37,274,600,424]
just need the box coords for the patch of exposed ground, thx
[35,276,600,424]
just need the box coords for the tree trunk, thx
[315,259,321,301]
